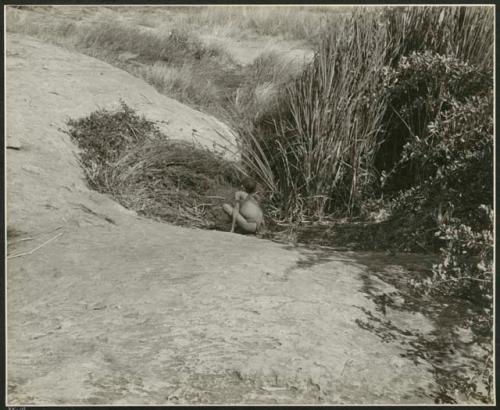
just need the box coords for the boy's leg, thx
[222,204,257,233]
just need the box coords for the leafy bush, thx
[410,206,494,404]
[430,207,493,304]
[398,90,494,325]
[377,49,493,404]
[380,52,493,250]
[373,8,494,403]
[376,52,492,191]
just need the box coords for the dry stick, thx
[44,225,64,235]
[7,232,64,260]
[8,225,64,246]
[139,93,153,104]
[8,237,34,245]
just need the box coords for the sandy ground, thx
[6,33,438,405]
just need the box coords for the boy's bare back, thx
[236,191,263,225]
[222,178,264,234]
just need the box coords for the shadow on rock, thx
[272,243,493,404]
[350,252,494,404]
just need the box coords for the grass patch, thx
[5,5,319,120]
[67,102,240,229]
[104,5,351,43]
[6,6,242,117]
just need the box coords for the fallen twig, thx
[8,237,34,245]
[7,232,64,259]
[45,225,64,235]
[139,93,152,104]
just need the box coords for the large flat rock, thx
[5,33,238,161]
[6,33,436,405]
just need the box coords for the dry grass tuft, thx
[67,103,240,229]
[118,5,350,42]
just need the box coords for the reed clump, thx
[239,11,390,221]
[384,6,494,71]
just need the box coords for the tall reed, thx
[239,11,390,220]
[239,6,494,221]
[384,6,494,71]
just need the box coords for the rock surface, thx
[5,33,238,161]
[6,33,437,405]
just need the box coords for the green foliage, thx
[375,22,493,402]
[431,208,493,302]
[404,107,494,329]
[383,55,493,249]
[377,52,492,188]
[410,206,494,404]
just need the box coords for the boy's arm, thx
[230,191,246,233]
[230,201,239,233]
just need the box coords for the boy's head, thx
[241,177,257,194]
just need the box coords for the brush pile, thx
[67,102,239,228]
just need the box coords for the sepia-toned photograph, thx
[4,3,495,406]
